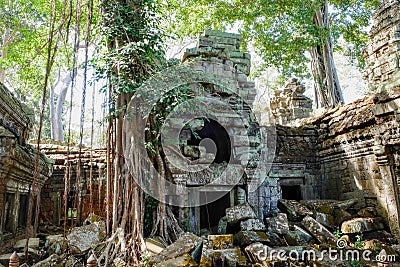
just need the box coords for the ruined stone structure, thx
[39,144,107,225]
[364,0,400,92]
[0,83,52,244]
[269,78,313,125]
[124,26,400,243]
[177,30,261,233]
[167,20,400,241]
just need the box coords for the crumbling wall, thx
[292,92,400,239]
[39,144,107,225]
[0,83,52,248]
[364,0,400,92]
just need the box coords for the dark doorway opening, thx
[4,193,15,232]
[18,194,28,228]
[281,185,302,201]
[200,191,230,233]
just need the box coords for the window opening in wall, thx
[185,118,231,164]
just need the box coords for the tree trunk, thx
[50,70,77,141]
[0,28,11,84]
[310,0,344,108]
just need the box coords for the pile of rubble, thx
[0,214,105,267]
[149,200,400,267]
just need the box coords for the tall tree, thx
[97,0,181,263]
[160,0,380,107]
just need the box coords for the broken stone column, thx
[270,78,312,125]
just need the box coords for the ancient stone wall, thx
[258,125,319,218]
[39,144,107,225]
[275,91,399,240]
[0,83,52,247]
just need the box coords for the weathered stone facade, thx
[177,30,262,233]
[0,83,52,245]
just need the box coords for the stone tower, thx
[364,0,400,92]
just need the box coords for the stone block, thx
[315,212,335,229]
[278,199,313,221]
[265,213,289,235]
[244,242,268,264]
[301,215,338,246]
[67,221,106,254]
[207,235,234,249]
[145,237,167,255]
[285,225,314,246]
[234,231,270,247]
[217,216,227,234]
[151,233,202,264]
[240,218,266,231]
[341,217,385,234]
[225,203,257,225]
[154,254,198,267]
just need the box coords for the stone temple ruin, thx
[2,0,400,266]
[0,84,52,247]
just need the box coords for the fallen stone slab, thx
[14,238,40,249]
[341,217,385,234]
[234,231,270,247]
[278,199,313,221]
[67,221,106,254]
[151,233,202,264]
[226,203,257,225]
[301,199,358,214]
[265,213,289,234]
[265,232,286,247]
[154,254,198,267]
[145,237,167,255]
[220,248,247,266]
[240,218,266,231]
[285,225,314,246]
[301,215,338,246]
[201,246,246,267]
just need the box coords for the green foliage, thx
[349,259,362,267]
[334,229,342,238]
[160,0,380,78]
[354,234,364,249]
[0,0,98,137]
[95,0,165,96]
[144,194,158,236]
[140,253,151,267]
